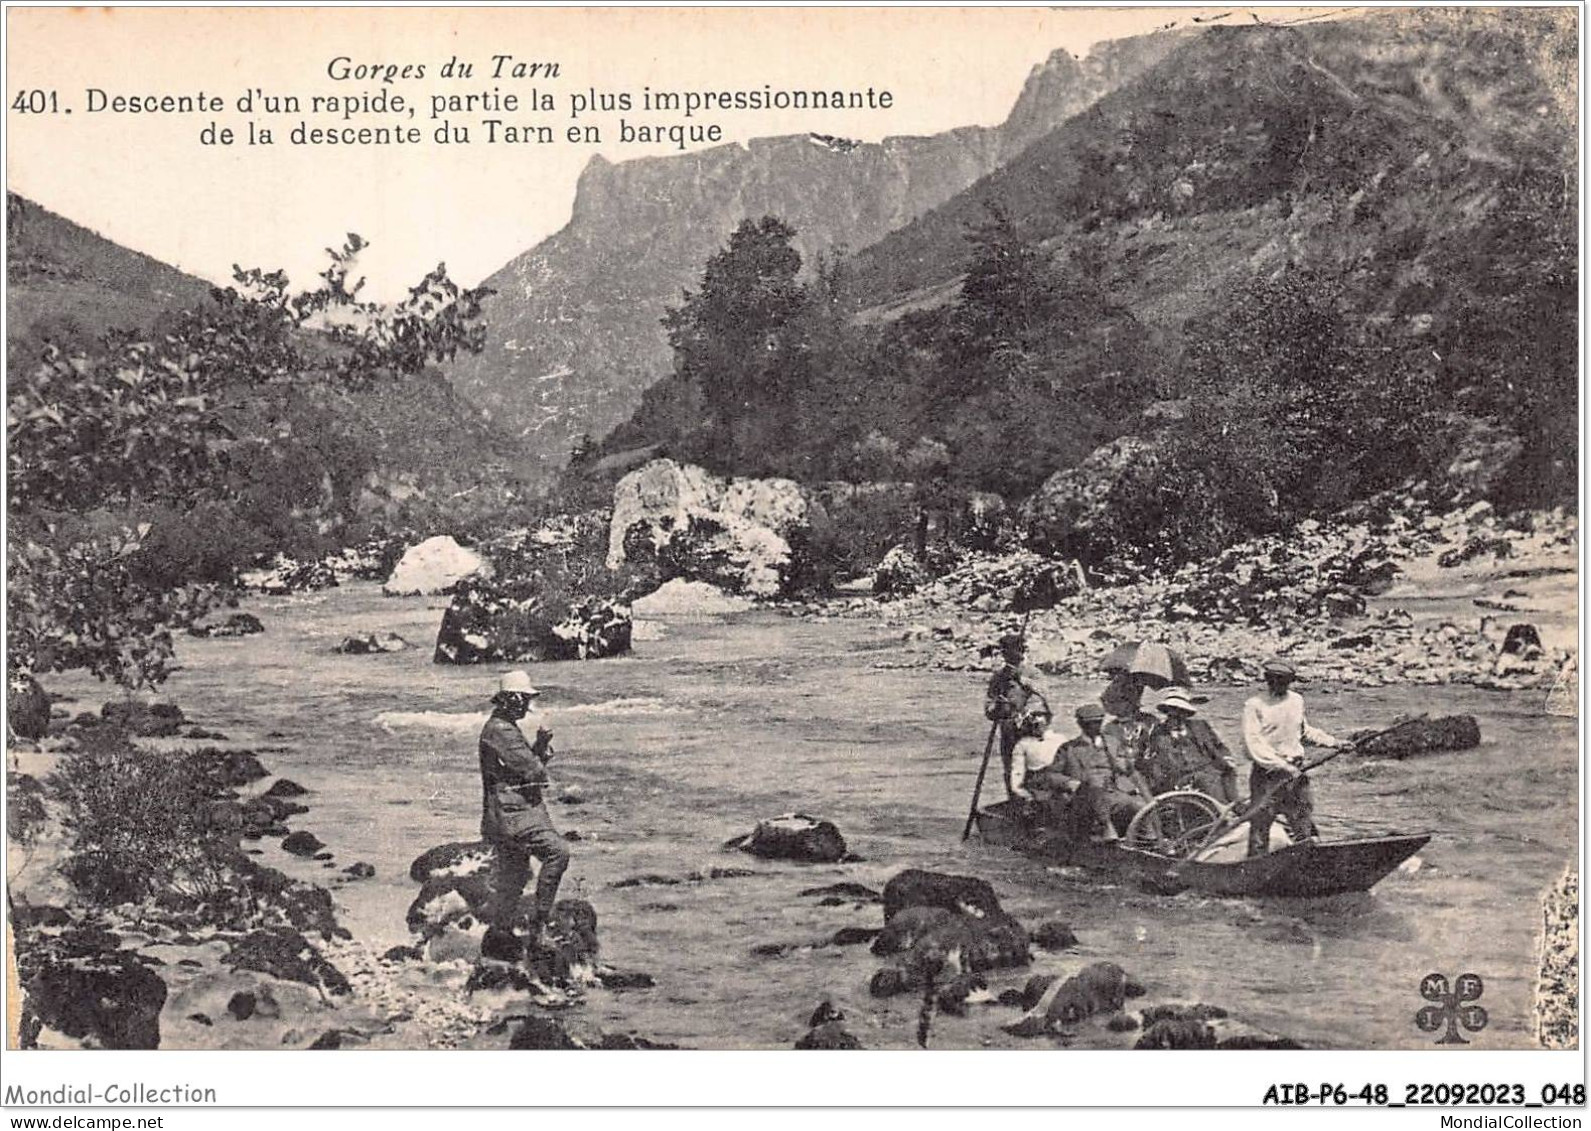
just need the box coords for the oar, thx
[961,721,1001,842]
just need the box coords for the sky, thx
[6,6,1356,299]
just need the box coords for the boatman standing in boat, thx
[479,670,571,959]
[1241,659,1347,856]
[985,632,1051,799]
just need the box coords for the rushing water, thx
[77,583,1578,1050]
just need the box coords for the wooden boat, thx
[974,802,1429,898]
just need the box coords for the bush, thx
[9,523,226,690]
[7,774,48,849]
[48,730,237,907]
[801,488,917,585]
[871,546,929,599]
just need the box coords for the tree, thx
[662,216,808,466]
[1101,266,1440,567]
[7,238,493,690]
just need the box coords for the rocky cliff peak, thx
[444,28,1193,479]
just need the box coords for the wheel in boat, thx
[1124,791,1226,858]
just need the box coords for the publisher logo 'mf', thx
[1416,972,1487,1044]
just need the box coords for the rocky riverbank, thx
[787,488,1577,695]
[5,697,661,1052]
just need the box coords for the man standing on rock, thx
[985,633,1050,798]
[1241,660,1346,856]
[479,671,570,959]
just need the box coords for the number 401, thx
[12,90,60,113]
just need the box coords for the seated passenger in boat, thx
[1139,687,1241,804]
[1100,672,1158,772]
[1050,703,1145,841]
[1009,705,1067,803]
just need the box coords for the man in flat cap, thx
[1050,702,1144,841]
[1240,659,1346,856]
[479,670,571,959]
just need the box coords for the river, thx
[81,582,1577,1050]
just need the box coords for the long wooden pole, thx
[1185,746,1351,859]
[961,721,1001,842]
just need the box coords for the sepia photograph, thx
[2,1,1581,1093]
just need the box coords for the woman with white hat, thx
[1140,686,1240,803]
[478,670,570,960]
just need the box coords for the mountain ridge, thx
[5,191,532,536]
[444,29,1196,476]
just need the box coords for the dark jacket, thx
[1103,712,1156,771]
[1140,718,1239,801]
[479,712,552,840]
[984,663,1047,723]
[1054,731,1142,797]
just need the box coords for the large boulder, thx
[607,459,811,597]
[410,840,497,884]
[19,928,168,1049]
[406,841,498,940]
[1352,715,1481,759]
[383,536,487,596]
[1022,436,1163,556]
[222,929,351,997]
[868,869,1031,998]
[869,916,1030,999]
[434,581,631,664]
[882,869,1003,921]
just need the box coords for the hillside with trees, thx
[444,31,1193,480]
[582,7,1576,571]
[6,203,520,690]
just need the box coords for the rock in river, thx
[1352,715,1481,759]
[869,870,1031,998]
[281,831,326,858]
[433,580,631,664]
[19,929,168,1049]
[383,535,487,596]
[188,613,266,639]
[607,458,812,597]
[882,868,1003,920]
[1004,962,1144,1036]
[725,814,849,863]
[333,632,412,655]
[222,928,351,997]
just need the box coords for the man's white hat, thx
[498,670,539,696]
[1155,687,1199,715]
